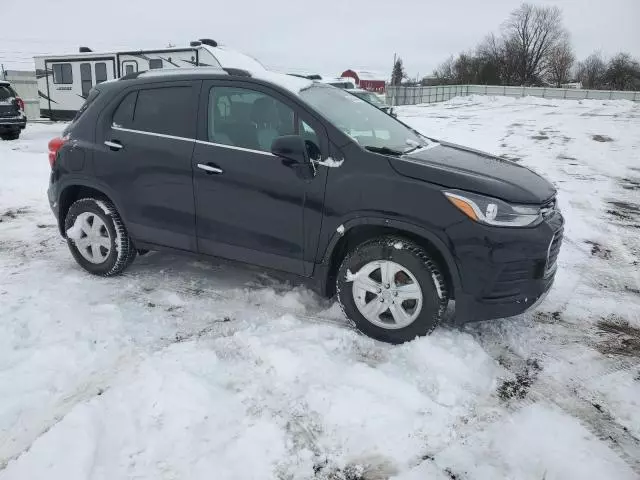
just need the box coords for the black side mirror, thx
[271,135,315,180]
[271,135,309,165]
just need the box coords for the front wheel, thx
[337,236,449,344]
[64,198,134,276]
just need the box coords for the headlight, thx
[444,190,542,227]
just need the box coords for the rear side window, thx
[149,59,163,70]
[53,63,73,84]
[0,85,16,100]
[112,91,138,128]
[95,63,107,83]
[80,63,93,97]
[132,87,193,137]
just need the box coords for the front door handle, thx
[104,140,123,151]
[197,163,223,174]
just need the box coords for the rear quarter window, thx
[71,88,100,122]
[112,91,138,128]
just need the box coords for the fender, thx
[52,174,130,235]
[319,216,462,293]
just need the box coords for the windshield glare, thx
[300,85,423,152]
[354,91,384,106]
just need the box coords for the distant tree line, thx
[419,3,640,90]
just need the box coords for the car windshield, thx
[352,91,384,107]
[300,84,425,153]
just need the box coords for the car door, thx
[192,80,329,276]
[94,81,200,251]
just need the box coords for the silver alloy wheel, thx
[72,212,112,264]
[351,260,423,329]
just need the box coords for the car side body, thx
[47,68,563,341]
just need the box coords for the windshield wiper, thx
[403,144,424,154]
[364,146,404,156]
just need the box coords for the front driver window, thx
[208,86,295,152]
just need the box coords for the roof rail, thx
[223,68,252,77]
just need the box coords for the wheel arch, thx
[56,179,126,237]
[321,218,461,299]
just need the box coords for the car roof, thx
[0,80,10,86]
[110,67,316,96]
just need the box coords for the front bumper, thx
[450,210,564,323]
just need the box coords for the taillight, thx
[16,97,25,112]
[48,137,67,167]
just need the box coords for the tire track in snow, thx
[473,338,640,475]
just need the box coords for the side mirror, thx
[271,135,309,165]
[271,135,315,180]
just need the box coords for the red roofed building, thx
[340,70,387,92]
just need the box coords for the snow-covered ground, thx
[1,96,639,479]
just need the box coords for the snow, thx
[65,216,83,241]
[315,157,344,168]
[251,70,314,94]
[1,96,640,478]
[210,45,267,73]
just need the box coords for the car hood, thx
[389,140,556,204]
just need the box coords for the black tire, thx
[336,236,449,344]
[1,131,20,141]
[64,198,132,276]
[125,238,138,267]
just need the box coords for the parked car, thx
[348,88,395,116]
[0,80,27,140]
[47,68,563,344]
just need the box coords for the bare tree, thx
[577,52,606,89]
[433,56,454,83]
[605,53,640,90]
[547,37,575,86]
[504,3,566,85]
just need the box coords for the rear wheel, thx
[64,198,133,276]
[337,236,449,344]
[1,130,20,140]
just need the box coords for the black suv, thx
[47,68,563,344]
[0,80,27,140]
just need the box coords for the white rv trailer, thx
[34,39,265,120]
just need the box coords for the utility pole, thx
[1,64,5,80]
[391,53,396,106]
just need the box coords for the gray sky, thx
[2,0,639,77]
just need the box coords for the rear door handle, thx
[197,163,223,174]
[104,140,123,151]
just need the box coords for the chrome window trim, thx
[194,139,275,157]
[111,125,275,156]
[111,125,193,143]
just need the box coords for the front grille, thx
[545,227,563,276]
